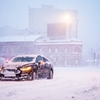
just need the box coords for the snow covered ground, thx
[0,66,100,100]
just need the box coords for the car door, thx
[35,55,44,73]
[42,57,49,67]
[42,57,51,73]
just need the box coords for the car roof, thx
[13,54,46,58]
[14,54,38,58]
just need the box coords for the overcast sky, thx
[0,0,100,57]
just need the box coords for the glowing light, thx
[20,66,32,72]
[66,15,70,20]
[64,14,72,23]
[0,68,2,71]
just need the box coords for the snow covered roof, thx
[0,26,20,36]
[67,37,81,42]
[35,37,83,45]
[0,35,42,42]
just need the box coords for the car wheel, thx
[0,77,2,81]
[47,70,53,79]
[0,77,5,81]
[27,72,33,81]
[16,77,20,81]
[33,71,38,80]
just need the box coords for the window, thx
[49,48,51,53]
[40,48,42,53]
[64,48,67,53]
[12,57,34,62]
[36,55,42,63]
[55,48,58,53]
[75,47,80,53]
[43,57,48,62]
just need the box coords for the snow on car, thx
[0,54,54,81]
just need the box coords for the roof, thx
[0,26,20,36]
[35,37,83,45]
[0,35,42,42]
[13,54,38,58]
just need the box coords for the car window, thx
[43,57,48,62]
[12,57,34,62]
[36,55,42,63]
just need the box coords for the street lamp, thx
[64,14,72,24]
[95,39,100,66]
[65,15,70,20]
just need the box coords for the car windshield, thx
[12,57,34,62]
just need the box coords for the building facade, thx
[28,5,82,66]
[0,5,82,67]
[0,39,82,67]
[0,42,35,60]
[29,5,78,39]
[34,39,82,67]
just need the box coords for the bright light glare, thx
[0,68,2,71]
[20,66,32,72]
[63,14,72,24]
[66,15,70,20]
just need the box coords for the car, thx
[0,54,54,81]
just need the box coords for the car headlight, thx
[0,67,2,71]
[20,66,32,72]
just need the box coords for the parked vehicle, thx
[0,54,54,81]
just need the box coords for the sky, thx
[0,0,100,59]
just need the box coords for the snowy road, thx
[0,67,100,100]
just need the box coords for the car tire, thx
[47,70,53,79]
[33,71,38,80]
[16,77,20,81]
[0,77,2,81]
[27,72,33,81]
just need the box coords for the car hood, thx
[3,62,33,69]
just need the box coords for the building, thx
[0,34,41,60]
[0,5,82,67]
[34,38,82,67]
[29,5,78,39]
[0,35,82,67]
[29,5,82,66]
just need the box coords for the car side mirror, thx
[6,61,8,63]
[38,61,43,65]
[6,60,8,63]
